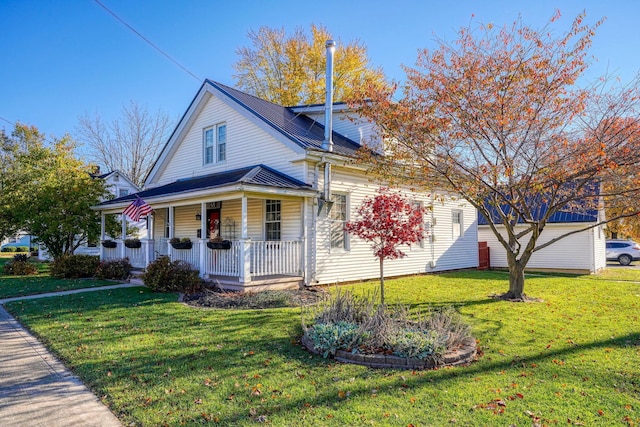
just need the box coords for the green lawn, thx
[4,270,640,426]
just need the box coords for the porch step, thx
[129,269,145,286]
[205,275,303,292]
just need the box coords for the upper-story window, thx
[119,188,129,197]
[204,123,227,165]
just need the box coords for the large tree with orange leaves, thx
[355,12,640,301]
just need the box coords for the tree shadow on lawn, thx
[74,328,640,426]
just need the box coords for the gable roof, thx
[146,80,362,185]
[205,80,362,157]
[100,165,313,207]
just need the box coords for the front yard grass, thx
[0,254,116,299]
[4,270,640,426]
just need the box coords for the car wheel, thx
[618,254,632,266]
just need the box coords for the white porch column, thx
[199,202,206,278]
[100,212,106,260]
[301,199,308,285]
[145,214,153,266]
[120,214,127,258]
[168,206,174,255]
[239,195,251,284]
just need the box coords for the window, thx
[265,200,281,241]
[452,210,463,238]
[119,188,129,197]
[330,193,348,249]
[204,123,227,165]
[414,201,425,248]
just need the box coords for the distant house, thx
[477,198,606,274]
[96,79,479,290]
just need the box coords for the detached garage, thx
[477,210,606,274]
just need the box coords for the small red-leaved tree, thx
[345,188,425,304]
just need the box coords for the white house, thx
[477,207,606,274]
[96,79,479,290]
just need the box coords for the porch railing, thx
[102,238,303,281]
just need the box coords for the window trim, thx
[203,123,227,166]
[264,199,281,241]
[329,193,349,251]
[452,209,463,239]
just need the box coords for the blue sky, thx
[1,0,638,151]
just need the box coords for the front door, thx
[207,209,221,240]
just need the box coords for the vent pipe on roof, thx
[321,40,336,152]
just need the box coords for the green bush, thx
[16,246,29,252]
[306,321,364,358]
[142,256,202,293]
[13,253,29,262]
[95,258,132,280]
[303,291,474,363]
[3,259,38,276]
[50,255,100,279]
[1,246,17,252]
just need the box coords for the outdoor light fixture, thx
[195,213,202,221]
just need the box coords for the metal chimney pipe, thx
[321,40,336,152]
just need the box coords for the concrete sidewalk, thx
[0,284,137,426]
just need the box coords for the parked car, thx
[605,239,640,265]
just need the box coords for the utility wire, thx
[93,0,201,83]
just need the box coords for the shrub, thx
[16,246,29,252]
[303,291,474,363]
[50,255,100,279]
[306,321,363,358]
[13,253,29,262]
[142,256,202,293]
[3,259,38,276]
[95,258,132,280]
[1,246,17,252]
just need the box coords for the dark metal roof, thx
[100,165,312,206]
[207,80,362,157]
[477,185,600,225]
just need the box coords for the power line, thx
[93,0,201,83]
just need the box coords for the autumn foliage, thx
[345,188,424,303]
[354,11,640,300]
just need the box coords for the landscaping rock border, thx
[301,332,476,370]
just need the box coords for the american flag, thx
[123,196,152,222]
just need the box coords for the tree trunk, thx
[504,261,526,301]
[379,258,385,305]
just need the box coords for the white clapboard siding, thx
[153,95,304,186]
[478,223,606,273]
[311,167,478,285]
[305,110,378,147]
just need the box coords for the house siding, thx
[310,167,478,285]
[477,223,606,273]
[152,95,305,186]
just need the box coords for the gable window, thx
[452,210,463,238]
[330,193,349,250]
[265,200,281,241]
[119,188,129,197]
[204,123,227,165]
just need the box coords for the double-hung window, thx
[265,200,281,241]
[452,210,463,238]
[204,123,227,165]
[330,193,349,250]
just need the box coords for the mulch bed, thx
[183,287,327,309]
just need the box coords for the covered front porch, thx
[97,165,317,290]
[101,237,305,290]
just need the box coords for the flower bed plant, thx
[301,289,475,367]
